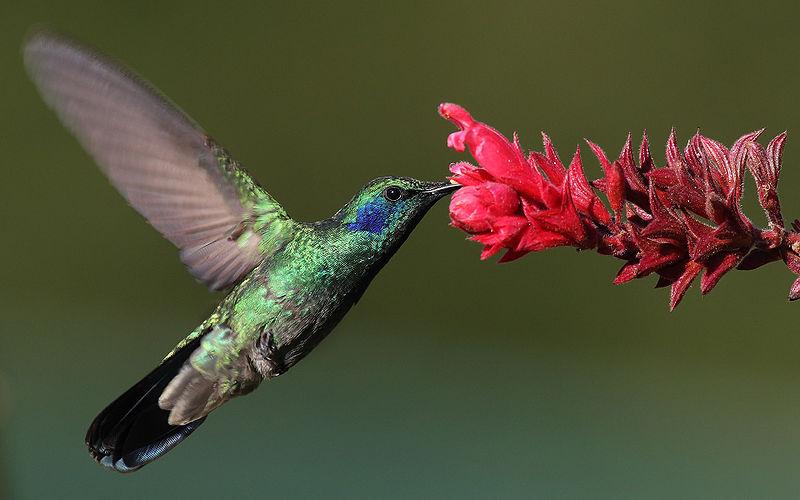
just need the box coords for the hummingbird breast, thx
[222,227,383,377]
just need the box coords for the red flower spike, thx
[639,131,654,174]
[586,140,625,216]
[479,243,504,260]
[690,222,737,261]
[746,139,785,227]
[647,167,681,189]
[688,134,724,191]
[737,248,782,270]
[700,251,743,295]
[497,248,528,263]
[528,153,565,208]
[656,262,687,287]
[655,275,673,288]
[633,239,685,278]
[665,129,682,170]
[470,214,528,260]
[614,261,639,285]
[670,262,703,311]
[564,148,611,226]
[530,151,564,187]
[627,202,652,223]
[526,173,592,248]
[541,133,566,175]
[515,224,572,253]
[789,277,800,301]
[619,133,649,199]
[618,133,634,171]
[767,132,787,185]
[440,103,800,309]
[700,136,734,193]
[783,250,800,274]
[641,185,685,243]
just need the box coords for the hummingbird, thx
[24,30,458,473]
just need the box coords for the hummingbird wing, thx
[23,30,295,291]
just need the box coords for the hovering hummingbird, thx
[24,30,457,473]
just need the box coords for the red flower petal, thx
[737,248,782,270]
[449,161,494,187]
[636,242,685,277]
[439,103,542,200]
[618,132,649,202]
[614,261,639,285]
[789,276,800,301]
[537,133,566,185]
[700,136,733,192]
[564,148,611,226]
[479,243,505,260]
[586,140,625,216]
[670,261,703,310]
[524,182,590,248]
[639,131,654,174]
[641,185,685,244]
[449,183,521,234]
[746,137,785,227]
[700,251,743,295]
[516,225,573,252]
[470,215,527,247]
[767,132,787,184]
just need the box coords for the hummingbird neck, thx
[305,216,399,273]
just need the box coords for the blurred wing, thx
[24,30,295,291]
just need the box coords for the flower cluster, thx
[441,102,800,309]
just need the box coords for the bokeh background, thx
[3,1,800,498]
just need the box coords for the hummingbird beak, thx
[421,181,460,200]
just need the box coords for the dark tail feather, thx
[86,336,206,473]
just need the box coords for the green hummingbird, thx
[24,30,457,473]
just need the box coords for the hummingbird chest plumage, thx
[209,226,384,380]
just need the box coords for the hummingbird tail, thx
[85,336,207,473]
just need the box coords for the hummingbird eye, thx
[383,186,404,202]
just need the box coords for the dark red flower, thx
[440,102,799,309]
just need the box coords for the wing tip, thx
[22,23,56,47]
[23,25,78,62]
[22,26,100,85]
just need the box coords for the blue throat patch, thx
[348,199,390,234]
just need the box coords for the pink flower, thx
[440,103,543,200]
[440,102,798,310]
[450,181,520,234]
[440,103,606,260]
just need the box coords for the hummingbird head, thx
[335,176,458,252]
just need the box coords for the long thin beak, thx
[422,181,460,199]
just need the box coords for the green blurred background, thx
[3,1,800,498]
